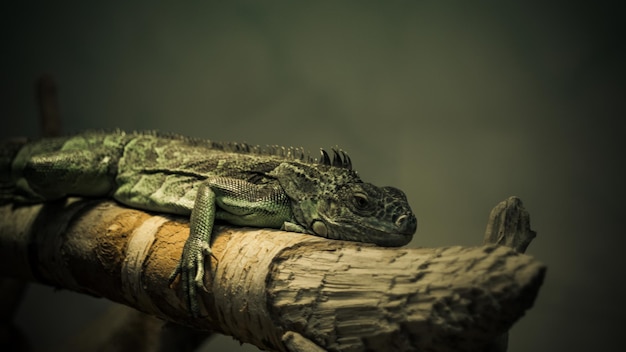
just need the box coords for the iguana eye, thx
[353,193,370,210]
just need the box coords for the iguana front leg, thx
[169,177,292,317]
[168,182,216,317]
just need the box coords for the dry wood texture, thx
[0,198,545,351]
[482,196,538,352]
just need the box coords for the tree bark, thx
[0,199,545,352]
[482,196,538,352]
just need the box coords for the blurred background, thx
[2,1,624,351]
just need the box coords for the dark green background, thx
[2,1,623,351]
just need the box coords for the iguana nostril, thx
[395,214,407,227]
[395,213,417,234]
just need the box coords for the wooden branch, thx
[0,74,61,352]
[483,196,536,253]
[482,196,538,352]
[36,74,62,138]
[0,199,545,352]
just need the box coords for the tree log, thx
[0,199,545,351]
[482,196,538,352]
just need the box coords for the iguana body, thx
[0,130,417,316]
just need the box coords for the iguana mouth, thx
[362,211,416,246]
[371,231,413,247]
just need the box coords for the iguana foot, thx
[282,221,306,233]
[169,238,212,318]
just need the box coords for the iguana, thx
[0,130,417,317]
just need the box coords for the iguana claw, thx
[169,238,212,318]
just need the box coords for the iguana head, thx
[272,155,417,247]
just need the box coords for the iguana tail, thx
[0,138,28,203]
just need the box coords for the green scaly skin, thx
[0,130,417,317]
